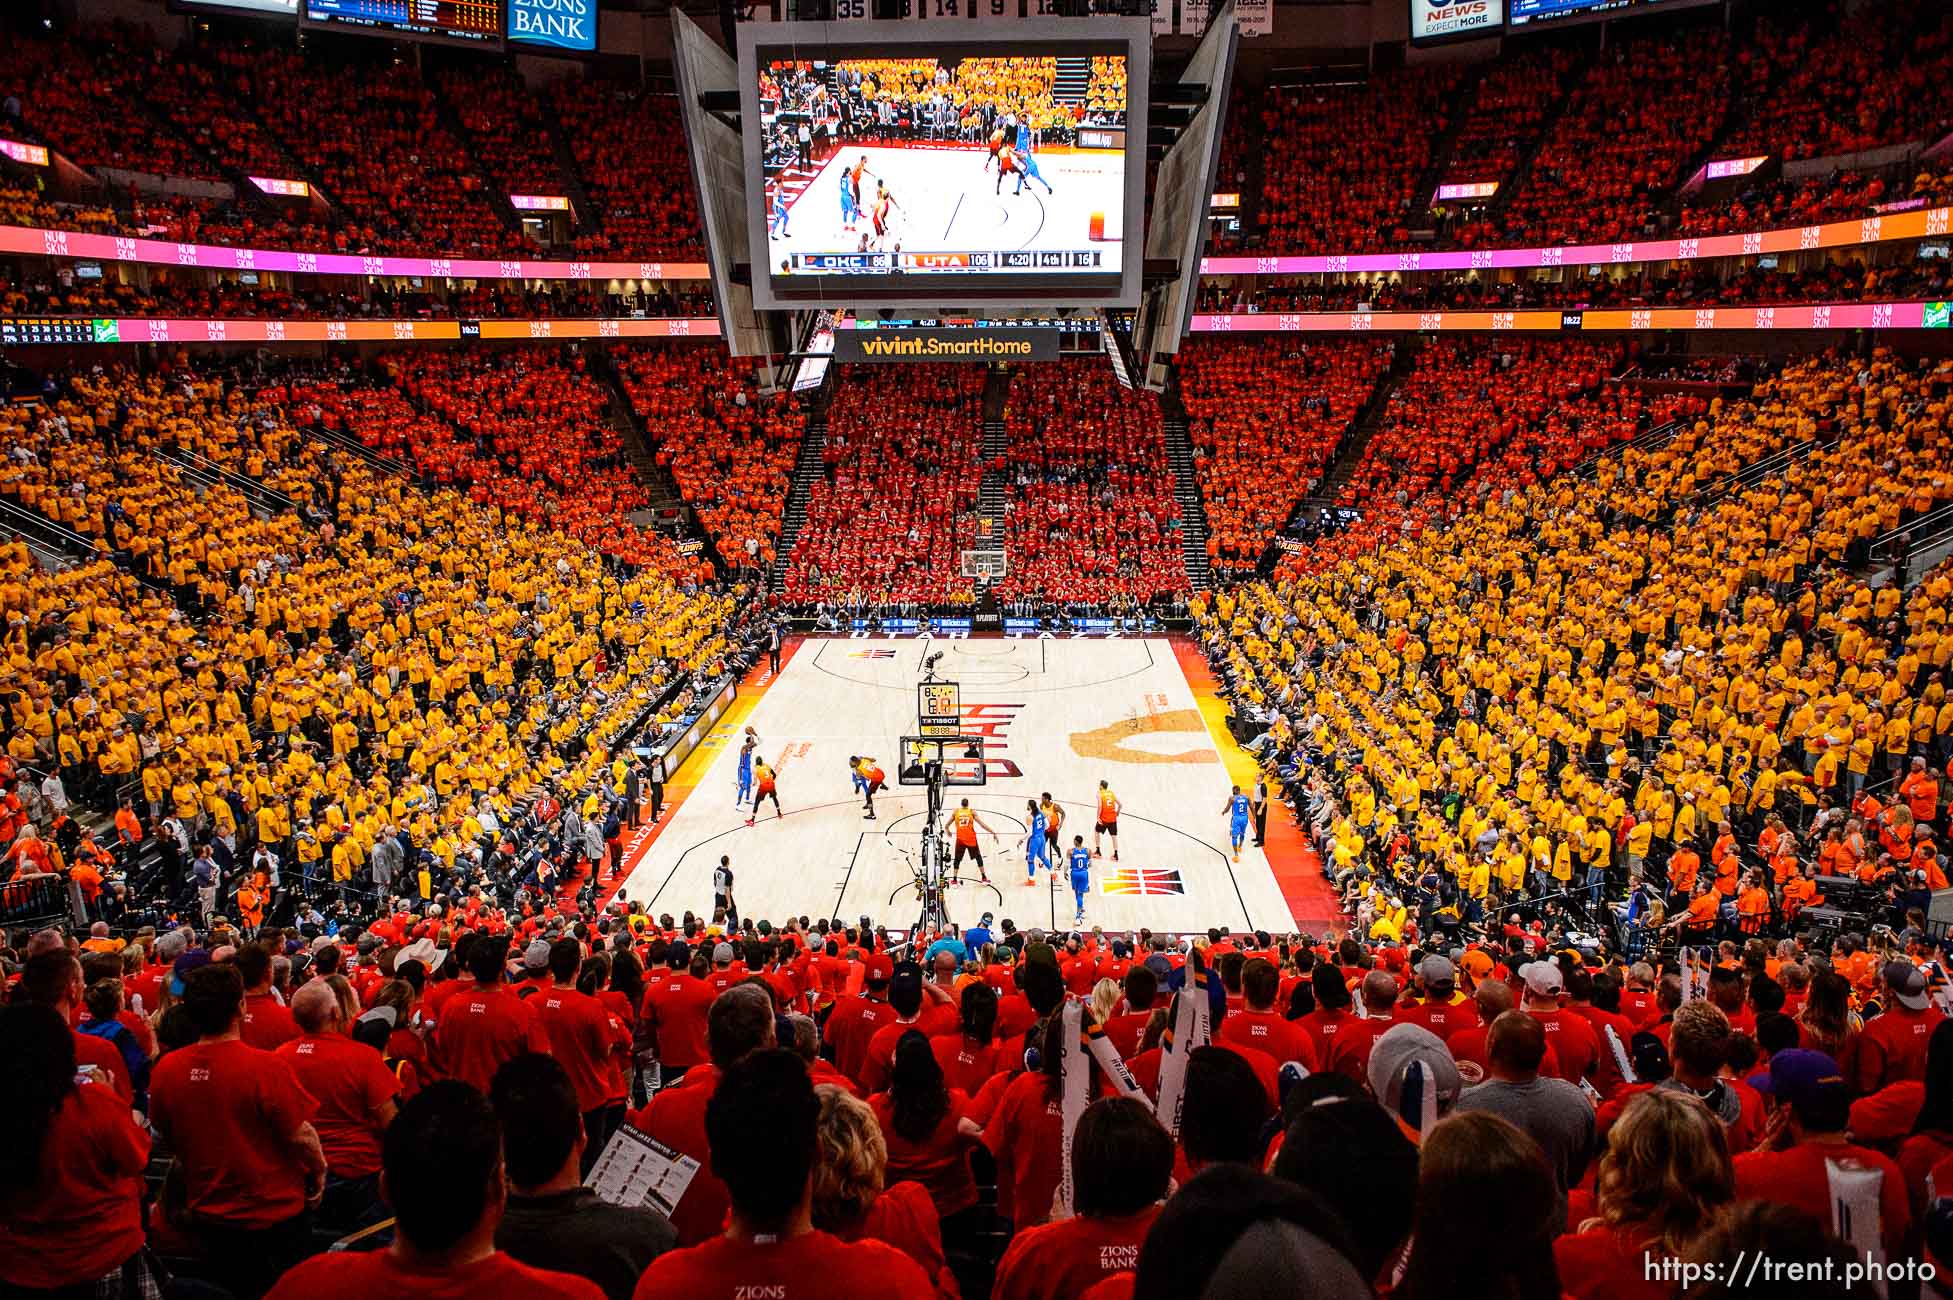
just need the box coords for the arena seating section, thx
[782,365,987,607]
[609,343,806,571]
[996,360,1187,605]
[1176,338,1394,575]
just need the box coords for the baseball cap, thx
[1747,1049,1847,1105]
[1419,955,1455,985]
[888,960,924,1008]
[1884,960,1930,1011]
[1458,949,1494,982]
[1519,961,1564,998]
[713,942,736,965]
[522,939,551,970]
[863,953,894,984]
[168,949,213,998]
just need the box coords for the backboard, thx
[899,735,987,787]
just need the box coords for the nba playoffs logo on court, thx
[1413,0,1502,40]
[1102,866,1186,897]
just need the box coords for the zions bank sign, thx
[509,0,596,51]
[1411,0,1503,42]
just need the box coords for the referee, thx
[713,854,737,928]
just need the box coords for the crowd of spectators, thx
[609,344,806,575]
[1437,44,1583,197]
[783,365,986,608]
[549,78,707,261]
[995,361,1185,606]
[1176,338,1394,576]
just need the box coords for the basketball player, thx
[983,124,1008,173]
[943,797,1000,884]
[1067,835,1092,927]
[849,155,877,210]
[995,144,1054,199]
[769,184,791,238]
[838,167,859,232]
[869,181,901,251]
[1039,793,1065,851]
[747,756,782,826]
[854,755,886,820]
[1223,784,1251,863]
[1093,780,1122,861]
[735,737,756,807]
[1021,798,1050,884]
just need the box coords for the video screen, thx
[302,0,503,46]
[752,46,1131,297]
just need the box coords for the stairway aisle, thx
[769,400,831,596]
[1159,380,1214,592]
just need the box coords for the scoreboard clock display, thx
[302,0,503,46]
[918,682,961,737]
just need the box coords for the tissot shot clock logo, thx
[1413,0,1503,41]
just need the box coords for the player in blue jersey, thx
[735,736,755,806]
[1067,835,1091,926]
[1223,784,1251,863]
[769,184,791,238]
[1022,797,1050,883]
[839,168,858,231]
[1013,116,1032,155]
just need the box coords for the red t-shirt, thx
[1529,1007,1601,1084]
[276,1032,401,1179]
[930,1033,1011,1094]
[1733,1141,1911,1255]
[995,992,1039,1041]
[1852,1005,1945,1093]
[632,1230,933,1300]
[1298,1006,1351,1057]
[638,971,716,1071]
[242,991,302,1052]
[835,1177,952,1290]
[1448,1023,1562,1087]
[984,1070,1065,1227]
[1400,996,1474,1042]
[871,1089,978,1218]
[0,1080,149,1288]
[1570,1005,1640,1100]
[1554,1223,1673,1300]
[150,1037,318,1227]
[993,1206,1161,1300]
[74,1027,133,1103]
[1619,989,1659,1031]
[627,1067,725,1246]
[536,986,631,1113]
[1323,1014,1396,1083]
[1219,1010,1319,1071]
[826,995,892,1084]
[1102,1010,1153,1061]
[437,983,552,1094]
[269,1248,604,1299]
[859,1006,960,1092]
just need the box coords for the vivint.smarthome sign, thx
[1412,0,1503,41]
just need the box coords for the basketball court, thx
[613,637,1301,936]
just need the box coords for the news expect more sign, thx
[1412,0,1503,42]
[508,0,594,51]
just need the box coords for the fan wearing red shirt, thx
[857,962,958,1094]
[1298,964,1356,1063]
[1567,969,1641,1101]
[1399,956,1474,1042]
[870,1031,981,1220]
[1219,957,1319,1070]
[269,1080,605,1300]
[1103,964,1161,1060]
[151,963,328,1300]
[1323,971,1401,1083]
[533,939,632,1153]
[1448,981,1561,1086]
[638,943,719,1083]
[0,1003,153,1294]
[1520,961,1601,1086]
[237,942,301,1051]
[1553,1088,1736,1300]
[438,935,553,1094]
[1734,1048,1912,1258]
[1850,961,1946,1093]
[930,981,1011,1093]
[994,1096,1169,1300]
[633,1048,933,1300]
[1619,965,1661,1031]
[16,949,134,1104]
[826,965,894,1084]
[628,983,777,1246]
[276,981,401,1222]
